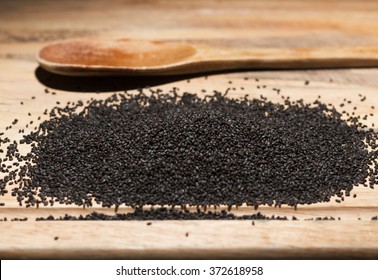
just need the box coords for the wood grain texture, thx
[1,221,378,259]
[1,0,378,259]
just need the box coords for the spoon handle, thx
[118,46,378,75]
[183,46,378,74]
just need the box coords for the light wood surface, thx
[1,0,378,259]
[2,221,378,259]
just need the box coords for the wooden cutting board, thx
[1,0,378,259]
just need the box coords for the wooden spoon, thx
[38,38,378,76]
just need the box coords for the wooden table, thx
[1,0,378,259]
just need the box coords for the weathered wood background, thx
[0,0,378,259]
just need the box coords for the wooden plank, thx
[1,221,378,259]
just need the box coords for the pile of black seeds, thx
[35,209,288,221]
[1,88,378,210]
